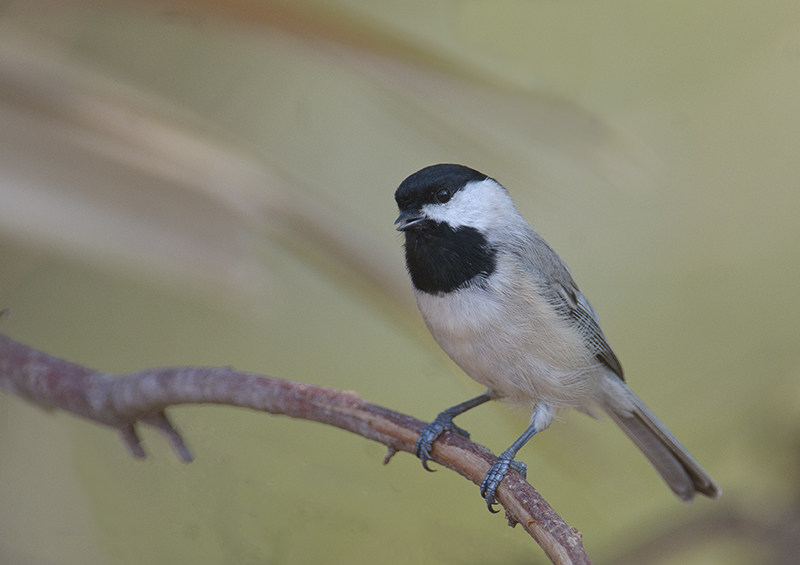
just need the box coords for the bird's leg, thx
[416,391,493,471]
[480,403,554,512]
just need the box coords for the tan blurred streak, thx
[116,0,650,187]
[110,0,507,86]
[0,28,413,315]
[0,0,647,328]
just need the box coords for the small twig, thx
[0,333,591,565]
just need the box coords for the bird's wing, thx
[512,227,625,379]
[557,285,625,380]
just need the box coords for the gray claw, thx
[415,415,472,471]
[480,456,516,512]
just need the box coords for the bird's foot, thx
[480,457,527,512]
[415,414,470,471]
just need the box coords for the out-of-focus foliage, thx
[1,1,799,563]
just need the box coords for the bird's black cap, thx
[394,164,488,211]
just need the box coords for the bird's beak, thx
[395,210,424,231]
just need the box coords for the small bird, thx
[394,163,721,511]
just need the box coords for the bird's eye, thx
[435,188,451,203]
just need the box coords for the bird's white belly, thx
[414,284,600,411]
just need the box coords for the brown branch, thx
[0,332,590,564]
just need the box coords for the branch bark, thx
[0,332,590,564]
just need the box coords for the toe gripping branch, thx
[414,392,493,471]
[415,391,546,514]
[480,422,540,512]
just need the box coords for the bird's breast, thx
[414,275,599,410]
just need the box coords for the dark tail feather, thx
[606,393,721,502]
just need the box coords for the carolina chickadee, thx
[394,164,721,511]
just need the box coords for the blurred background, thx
[1,1,799,563]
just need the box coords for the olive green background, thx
[1,1,799,563]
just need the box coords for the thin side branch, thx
[0,333,590,565]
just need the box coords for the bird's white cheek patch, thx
[421,179,515,232]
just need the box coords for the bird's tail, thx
[604,390,721,502]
